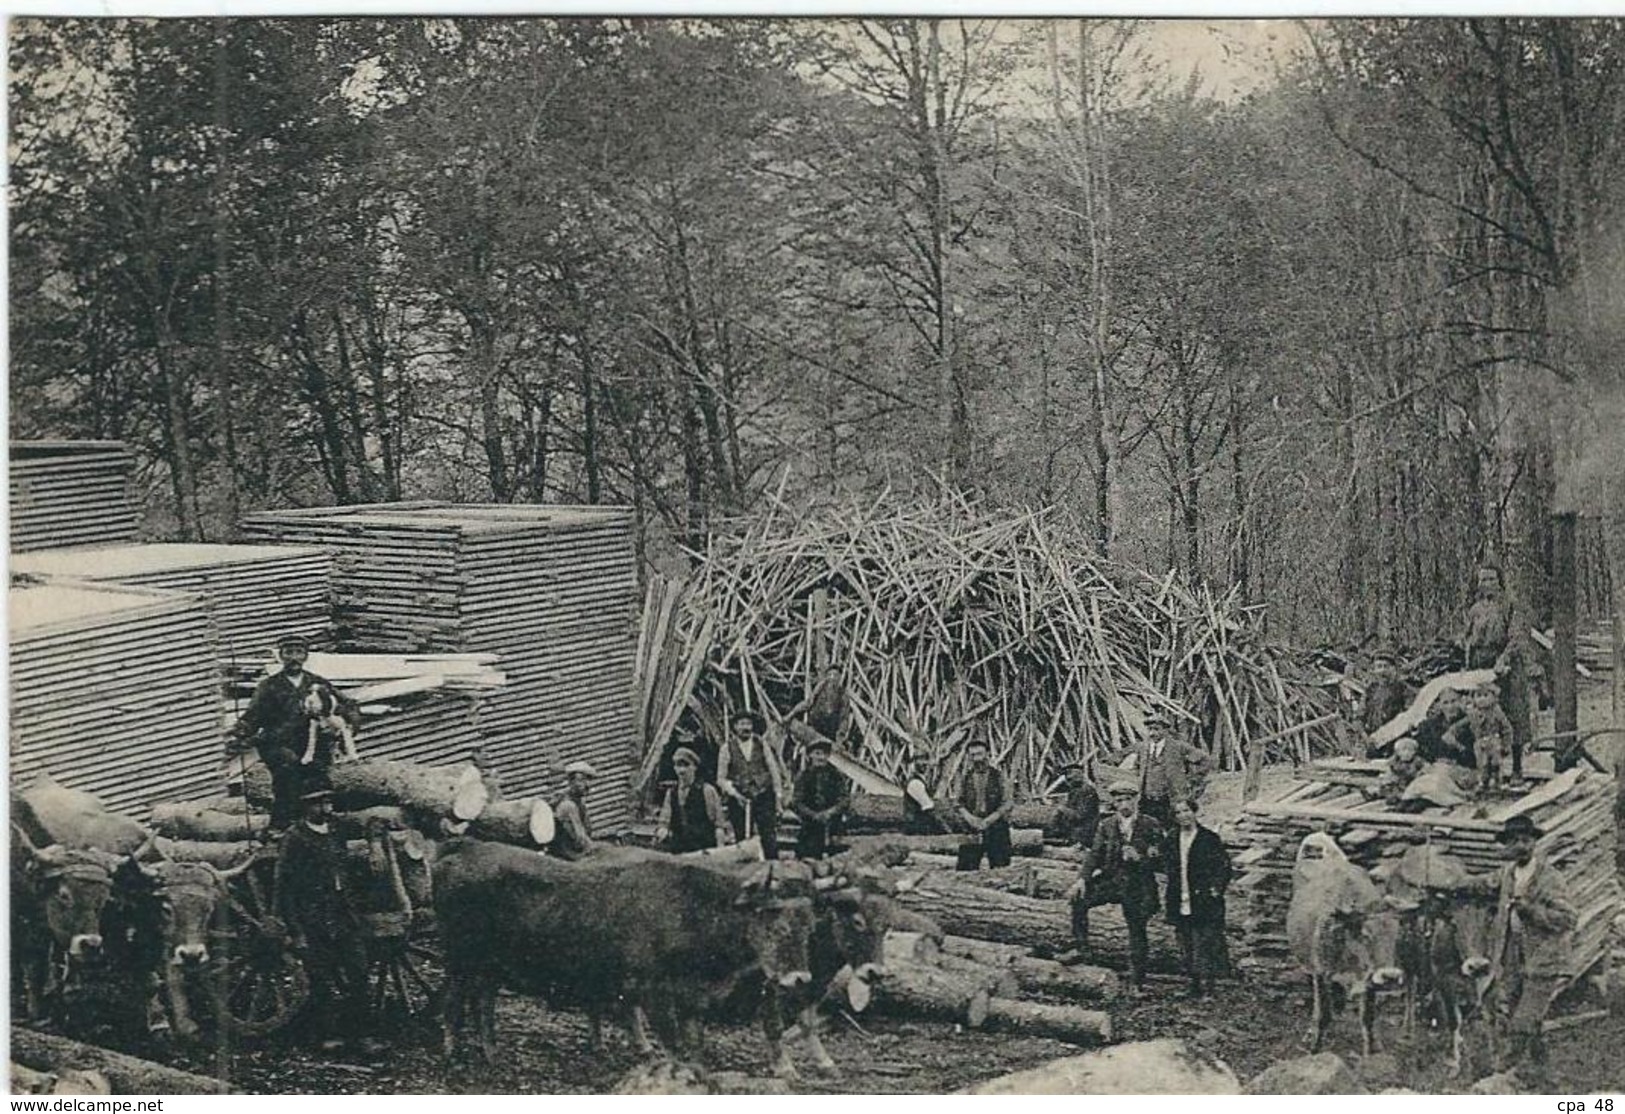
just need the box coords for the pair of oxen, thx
[1287,830,1500,1077]
[434,840,936,1080]
[10,824,253,1040]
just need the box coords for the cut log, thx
[895,873,1186,973]
[153,837,257,869]
[905,852,1078,898]
[10,1028,227,1095]
[865,961,992,1028]
[13,775,150,854]
[939,934,1117,1001]
[844,829,1044,859]
[328,758,489,820]
[882,930,943,964]
[469,798,555,847]
[930,953,1021,998]
[332,805,415,839]
[151,801,269,842]
[681,837,764,864]
[983,998,1112,1045]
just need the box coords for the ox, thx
[433,841,816,1073]
[1286,831,1405,1055]
[1381,842,1497,1077]
[107,851,256,1041]
[10,825,120,1021]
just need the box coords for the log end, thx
[964,987,991,1030]
[529,799,556,846]
[847,971,873,1014]
[452,768,491,821]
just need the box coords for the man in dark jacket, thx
[791,737,850,859]
[552,761,597,861]
[230,635,356,830]
[1461,560,1534,778]
[1064,782,1161,989]
[955,739,1013,870]
[1165,796,1233,998]
[274,787,376,1053]
[656,747,731,853]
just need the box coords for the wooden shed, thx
[9,441,137,552]
[239,502,640,829]
[10,581,224,817]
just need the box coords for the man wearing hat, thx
[273,783,377,1055]
[716,708,787,860]
[230,634,357,830]
[1361,648,1415,736]
[954,738,1014,870]
[552,761,598,861]
[1063,781,1161,987]
[657,746,731,853]
[1462,813,1579,1086]
[1051,759,1102,852]
[791,736,850,860]
[1133,708,1211,831]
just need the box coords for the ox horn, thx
[211,854,260,882]
[11,822,40,858]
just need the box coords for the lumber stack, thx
[11,582,223,817]
[670,492,1338,801]
[11,543,332,661]
[239,502,640,829]
[9,441,137,553]
[1227,766,1624,983]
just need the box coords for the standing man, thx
[1064,782,1160,990]
[657,747,732,854]
[717,709,786,859]
[1462,560,1535,780]
[274,786,378,1056]
[1164,797,1232,999]
[787,664,852,766]
[791,737,850,860]
[955,739,1014,870]
[1135,710,1211,831]
[231,635,356,830]
[1052,760,1102,852]
[1466,814,1578,1087]
[552,761,597,861]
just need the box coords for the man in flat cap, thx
[1460,813,1578,1087]
[552,760,598,861]
[791,736,850,860]
[230,634,357,830]
[1063,781,1161,988]
[274,784,377,1055]
[657,746,731,853]
[716,708,787,859]
[1051,759,1102,853]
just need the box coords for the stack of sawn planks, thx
[239,503,640,829]
[1225,764,1623,983]
[10,581,222,818]
[10,542,332,663]
[9,441,137,553]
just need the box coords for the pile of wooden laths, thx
[10,581,222,816]
[9,441,137,553]
[10,542,331,663]
[668,491,1337,799]
[226,651,506,767]
[1226,763,1624,982]
[239,502,640,830]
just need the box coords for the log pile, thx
[666,492,1338,799]
[11,542,332,662]
[240,502,640,829]
[11,581,223,817]
[9,441,137,553]
[1227,766,1624,983]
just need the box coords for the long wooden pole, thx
[1553,511,1580,771]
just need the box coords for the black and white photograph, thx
[6,11,1625,1097]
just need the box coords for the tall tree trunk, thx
[471,318,509,502]
[210,20,241,535]
[154,314,201,540]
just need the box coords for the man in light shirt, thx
[1164,797,1231,999]
[716,709,787,859]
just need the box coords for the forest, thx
[10,17,1625,647]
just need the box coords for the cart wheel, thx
[207,857,311,1039]
[366,914,441,1033]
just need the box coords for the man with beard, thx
[1062,782,1160,991]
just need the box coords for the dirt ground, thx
[29,679,1625,1095]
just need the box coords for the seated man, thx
[1063,782,1161,991]
[552,760,597,860]
[955,739,1013,870]
[791,737,850,860]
